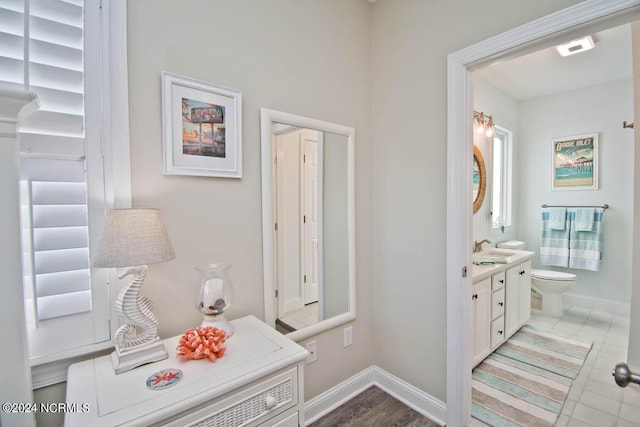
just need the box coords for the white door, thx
[302,136,318,304]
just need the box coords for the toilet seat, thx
[531,269,576,282]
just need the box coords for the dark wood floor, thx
[308,386,441,427]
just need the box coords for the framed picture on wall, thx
[162,72,242,178]
[551,133,598,190]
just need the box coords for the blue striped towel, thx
[540,208,569,267]
[569,209,604,271]
[574,208,595,231]
[549,208,567,230]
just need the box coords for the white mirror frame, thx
[260,108,356,341]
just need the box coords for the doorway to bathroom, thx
[446,2,640,426]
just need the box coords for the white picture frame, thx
[161,72,242,178]
[551,133,598,191]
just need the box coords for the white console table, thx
[65,315,308,427]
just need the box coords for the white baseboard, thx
[304,367,376,425]
[304,365,446,426]
[563,293,629,315]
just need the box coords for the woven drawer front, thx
[188,373,295,427]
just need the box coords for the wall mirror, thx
[473,145,486,214]
[260,108,355,341]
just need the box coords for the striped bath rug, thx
[472,326,592,426]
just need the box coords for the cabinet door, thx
[472,278,491,367]
[505,265,520,338]
[518,260,532,325]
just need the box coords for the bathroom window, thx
[492,126,512,229]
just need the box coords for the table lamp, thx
[92,208,176,374]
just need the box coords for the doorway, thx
[446,2,640,426]
[272,126,322,333]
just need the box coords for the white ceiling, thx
[475,23,632,101]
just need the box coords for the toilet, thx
[530,269,576,317]
[497,240,576,317]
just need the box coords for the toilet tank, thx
[497,240,525,250]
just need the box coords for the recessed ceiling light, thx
[556,35,595,57]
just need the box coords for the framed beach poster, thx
[551,133,598,190]
[162,72,242,178]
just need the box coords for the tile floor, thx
[470,304,639,427]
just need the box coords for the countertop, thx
[472,249,535,283]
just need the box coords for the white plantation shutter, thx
[1,0,113,363]
[21,162,92,322]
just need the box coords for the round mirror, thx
[473,145,486,214]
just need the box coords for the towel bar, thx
[541,204,608,210]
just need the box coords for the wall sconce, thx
[474,111,494,138]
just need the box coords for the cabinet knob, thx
[472,294,478,300]
[499,279,504,284]
[265,395,278,410]
[498,330,503,335]
[498,302,504,306]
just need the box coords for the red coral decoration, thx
[176,326,227,362]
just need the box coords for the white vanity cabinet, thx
[471,250,534,368]
[471,278,491,367]
[65,316,308,427]
[505,260,532,339]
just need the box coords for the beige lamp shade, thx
[92,208,176,268]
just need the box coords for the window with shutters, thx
[1,0,129,373]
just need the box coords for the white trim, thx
[31,345,111,389]
[287,313,356,342]
[447,1,640,426]
[304,366,374,425]
[317,131,325,320]
[303,365,446,426]
[105,0,132,209]
[0,87,38,427]
[446,48,474,427]
[373,366,447,426]
[261,108,356,342]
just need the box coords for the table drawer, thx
[164,367,298,427]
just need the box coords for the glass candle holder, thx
[195,263,234,337]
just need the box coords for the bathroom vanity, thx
[471,249,534,367]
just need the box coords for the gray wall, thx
[127,0,374,402]
[370,0,582,403]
